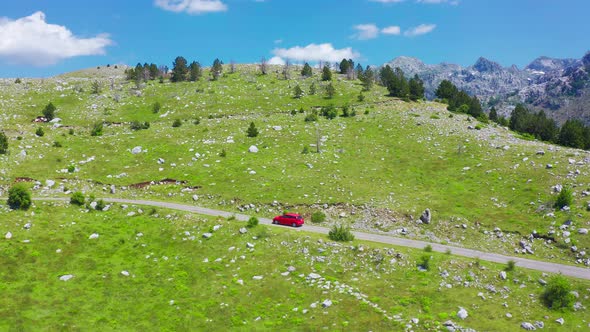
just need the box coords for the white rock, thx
[239,228,248,234]
[248,145,259,153]
[252,275,263,280]
[213,225,221,231]
[322,299,332,308]
[521,322,536,330]
[59,274,74,281]
[46,180,55,187]
[579,228,588,235]
[273,126,282,131]
[5,232,12,239]
[457,307,468,320]
[89,233,99,240]
[192,195,199,201]
[308,273,321,279]
[121,271,130,276]
[556,317,564,325]
[246,242,255,249]
[237,279,243,285]
[499,271,507,280]
[202,233,213,239]
[131,146,142,154]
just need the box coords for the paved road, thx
[34,197,590,280]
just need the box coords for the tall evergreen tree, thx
[356,64,364,81]
[360,66,374,91]
[0,131,8,154]
[325,83,336,99]
[301,62,313,77]
[149,64,159,80]
[469,96,484,118]
[293,85,303,98]
[321,66,332,81]
[170,56,189,82]
[489,107,499,123]
[558,119,587,149]
[435,80,458,101]
[211,58,223,80]
[408,74,425,101]
[339,59,350,74]
[189,61,202,82]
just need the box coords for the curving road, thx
[34,197,590,280]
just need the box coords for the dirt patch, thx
[129,178,201,190]
[14,177,36,183]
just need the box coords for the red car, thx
[272,213,304,227]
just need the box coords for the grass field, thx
[0,201,588,331]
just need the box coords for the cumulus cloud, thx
[272,43,359,63]
[267,56,285,65]
[404,24,436,37]
[351,24,380,40]
[0,11,112,66]
[155,0,228,14]
[381,25,401,35]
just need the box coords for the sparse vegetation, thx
[328,224,355,241]
[247,216,259,228]
[311,211,326,223]
[70,191,85,206]
[541,275,575,310]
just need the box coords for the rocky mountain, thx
[384,52,590,124]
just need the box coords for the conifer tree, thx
[171,56,188,82]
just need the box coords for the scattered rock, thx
[534,321,544,329]
[457,307,468,320]
[499,271,507,280]
[538,278,547,286]
[322,299,332,308]
[89,233,99,240]
[59,274,74,281]
[546,164,553,169]
[121,271,130,276]
[420,208,431,224]
[246,242,255,249]
[202,233,213,239]
[248,145,259,153]
[579,228,588,235]
[252,275,263,280]
[131,146,142,154]
[555,317,564,325]
[308,273,321,279]
[5,232,12,239]
[23,223,31,230]
[521,322,536,330]
[536,150,545,155]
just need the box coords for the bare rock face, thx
[420,209,431,224]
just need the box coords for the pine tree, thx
[149,64,159,80]
[42,102,56,121]
[321,66,332,81]
[339,59,350,74]
[408,74,425,101]
[301,62,313,77]
[171,56,189,82]
[489,107,499,123]
[356,64,364,81]
[361,66,374,91]
[211,58,223,80]
[309,82,317,95]
[246,122,259,137]
[189,61,202,82]
[435,80,457,101]
[293,85,303,98]
[558,119,587,149]
[325,83,336,99]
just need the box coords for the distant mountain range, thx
[384,52,590,124]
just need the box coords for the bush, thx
[554,187,573,209]
[91,80,101,94]
[14,78,22,84]
[424,245,433,252]
[68,128,75,135]
[67,165,76,173]
[320,105,338,120]
[358,92,365,102]
[0,131,8,154]
[35,127,44,137]
[219,149,226,157]
[505,260,516,272]
[418,254,431,270]
[130,121,150,130]
[52,141,62,148]
[172,119,182,127]
[193,118,201,125]
[246,122,258,137]
[311,211,326,223]
[541,275,575,310]
[95,199,106,211]
[152,102,161,113]
[304,112,318,122]
[301,146,310,154]
[328,224,355,242]
[7,184,32,210]
[90,122,103,136]
[247,216,259,228]
[70,192,85,206]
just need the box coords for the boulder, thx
[499,271,507,280]
[555,317,564,325]
[579,228,588,235]
[131,146,142,154]
[5,232,12,239]
[202,233,212,239]
[248,145,259,153]
[59,274,74,281]
[457,307,468,320]
[89,233,99,239]
[322,299,332,308]
[521,322,536,330]
[420,209,431,224]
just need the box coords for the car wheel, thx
[292,222,296,227]
[272,219,277,224]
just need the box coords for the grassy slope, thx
[0,202,588,331]
[0,65,589,264]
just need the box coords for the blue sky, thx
[0,0,589,77]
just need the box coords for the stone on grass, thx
[420,208,431,224]
[579,228,588,235]
[457,307,468,320]
[322,299,332,308]
[192,195,199,201]
[89,233,99,240]
[534,321,544,329]
[121,271,130,276]
[131,146,142,154]
[202,233,213,239]
[59,274,74,281]
[46,179,55,187]
[252,275,263,280]
[246,242,255,249]
[248,145,259,153]
[308,273,321,279]
[555,318,564,325]
[5,232,12,239]
[499,271,507,280]
[521,322,536,330]
[239,228,248,234]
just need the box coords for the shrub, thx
[90,122,103,136]
[358,92,365,102]
[247,216,259,228]
[321,105,338,120]
[95,199,106,211]
[67,165,76,173]
[291,109,298,116]
[418,254,431,270]
[42,102,56,121]
[52,141,62,148]
[0,131,8,154]
[304,112,318,122]
[172,119,182,127]
[193,118,201,125]
[554,187,573,209]
[152,102,161,113]
[14,78,22,84]
[219,149,226,157]
[328,224,355,242]
[424,245,433,252]
[7,184,32,210]
[505,260,516,272]
[35,127,44,137]
[70,192,85,206]
[68,129,75,135]
[541,275,575,310]
[311,211,326,223]
[301,146,310,154]
[364,109,370,115]
[246,122,259,137]
[91,80,101,94]
[341,105,350,118]
[130,121,150,130]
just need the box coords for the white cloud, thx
[381,25,401,35]
[351,24,379,40]
[155,0,228,14]
[272,43,359,63]
[0,11,112,66]
[267,56,285,65]
[404,24,436,37]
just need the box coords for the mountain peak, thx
[473,57,503,72]
[526,56,578,72]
